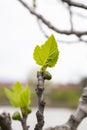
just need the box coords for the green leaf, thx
[4,82,31,108]
[12,82,22,93]
[5,88,20,107]
[33,34,59,71]
[20,85,31,107]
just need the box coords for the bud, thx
[27,108,32,114]
[43,71,52,80]
[12,111,21,121]
[21,107,32,116]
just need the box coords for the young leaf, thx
[12,82,22,93]
[5,88,20,107]
[20,85,31,107]
[5,82,31,108]
[33,34,59,71]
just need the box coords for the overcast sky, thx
[0,0,87,83]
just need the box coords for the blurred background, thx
[0,0,87,109]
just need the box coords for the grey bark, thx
[34,71,45,130]
[45,86,87,130]
[0,112,12,130]
[21,114,29,130]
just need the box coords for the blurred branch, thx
[17,0,87,42]
[62,0,87,9]
[36,20,87,44]
[67,2,73,31]
[45,85,87,130]
[36,19,48,38]
[0,112,12,130]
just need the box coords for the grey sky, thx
[0,0,87,83]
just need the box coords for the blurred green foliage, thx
[47,88,81,108]
[0,87,9,105]
[0,86,81,108]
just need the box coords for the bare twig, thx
[36,19,48,38]
[62,0,87,9]
[34,71,45,130]
[67,2,73,31]
[17,0,87,38]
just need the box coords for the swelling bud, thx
[43,71,52,80]
[12,111,21,121]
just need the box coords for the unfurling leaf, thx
[4,82,31,108]
[20,85,31,107]
[21,107,32,115]
[33,34,59,72]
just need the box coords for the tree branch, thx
[0,112,12,130]
[34,71,45,130]
[45,85,87,130]
[17,0,87,38]
[62,0,87,9]
[21,113,29,130]
[36,19,48,38]
[67,1,73,31]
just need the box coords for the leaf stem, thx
[41,65,48,72]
